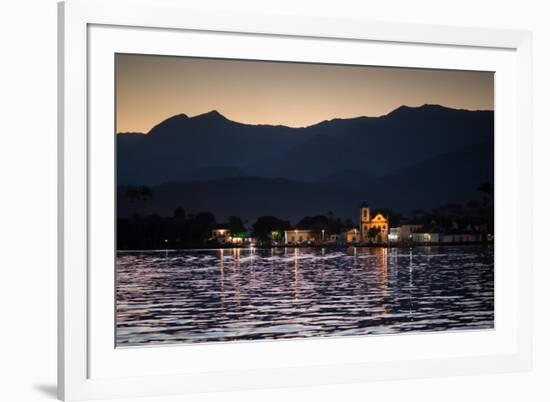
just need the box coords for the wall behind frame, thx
[0,0,548,401]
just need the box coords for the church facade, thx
[359,202,389,243]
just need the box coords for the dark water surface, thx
[116,246,494,346]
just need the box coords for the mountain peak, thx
[385,104,456,118]
[148,113,189,135]
[192,110,228,121]
[418,103,450,111]
[160,112,189,121]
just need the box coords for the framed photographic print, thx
[58,0,533,400]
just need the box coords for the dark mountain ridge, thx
[118,140,493,222]
[117,105,493,185]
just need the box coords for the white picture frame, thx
[58,0,533,400]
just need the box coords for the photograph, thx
[115,54,495,346]
[3,0,544,400]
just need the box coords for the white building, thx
[440,233,484,243]
[411,232,441,243]
[389,224,423,242]
[346,228,360,243]
[211,228,248,245]
[388,227,401,242]
[284,229,316,245]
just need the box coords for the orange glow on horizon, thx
[116,54,494,133]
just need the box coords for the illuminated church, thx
[359,202,389,243]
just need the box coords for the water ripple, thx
[116,245,494,346]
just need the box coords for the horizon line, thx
[116,103,495,135]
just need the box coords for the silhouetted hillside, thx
[118,140,493,221]
[117,110,307,185]
[371,141,493,213]
[276,105,493,180]
[117,105,493,185]
[117,177,364,223]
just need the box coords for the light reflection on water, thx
[116,245,493,346]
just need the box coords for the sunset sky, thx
[115,53,494,134]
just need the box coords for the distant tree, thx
[327,217,345,234]
[377,208,405,227]
[252,216,290,241]
[297,215,330,233]
[171,207,187,247]
[342,219,355,230]
[190,212,216,244]
[297,213,350,234]
[227,216,246,236]
[173,207,186,221]
[367,227,381,242]
[477,181,494,207]
[410,209,428,224]
[269,230,283,243]
[466,200,481,209]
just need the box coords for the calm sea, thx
[116,245,494,346]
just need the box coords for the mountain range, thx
[117,105,493,222]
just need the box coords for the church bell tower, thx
[360,202,370,242]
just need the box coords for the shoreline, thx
[116,241,494,253]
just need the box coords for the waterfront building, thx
[211,228,249,245]
[411,232,441,243]
[399,224,423,240]
[411,232,485,244]
[440,233,484,243]
[359,202,389,243]
[346,228,360,244]
[388,227,401,242]
[284,229,316,245]
[389,223,424,242]
[211,228,232,244]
